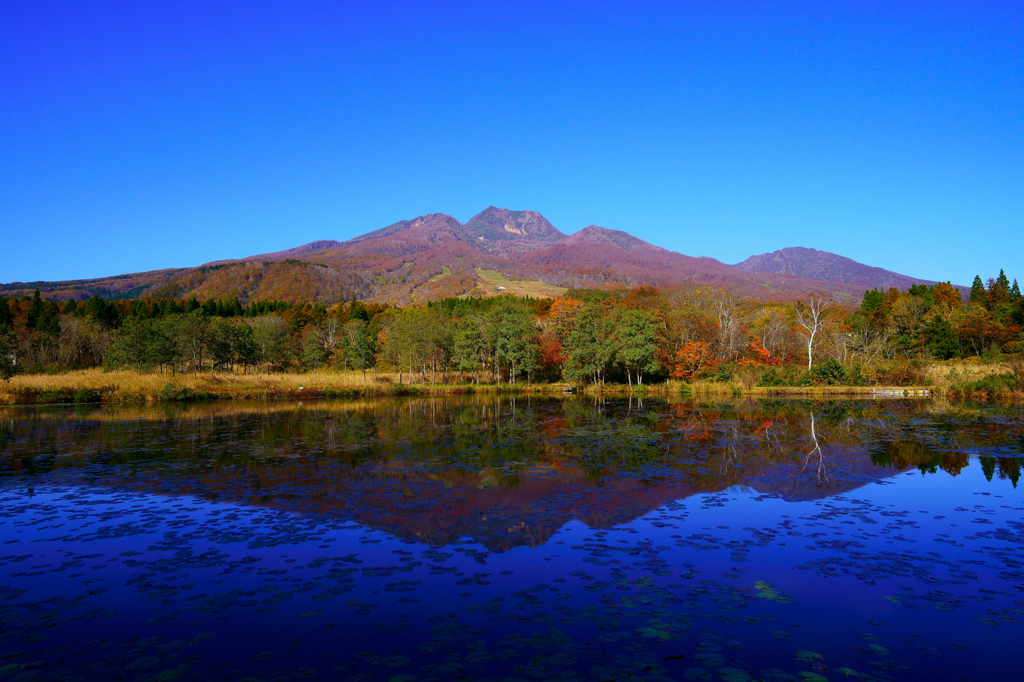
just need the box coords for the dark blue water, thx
[1,398,1021,682]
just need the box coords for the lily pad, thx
[832,668,862,678]
[694,653,727,668]
[716,667,751,682]
[798,673,829,682]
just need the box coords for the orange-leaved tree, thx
[671,341,717,380]
[538,332,565,381]
[738,336,781,368]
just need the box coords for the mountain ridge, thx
[734,246,940,290]
[3,208,960,305]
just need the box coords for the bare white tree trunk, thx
[795,295,830,370]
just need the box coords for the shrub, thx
[848,363,868,386]
[714,364,734,383]
[958,374,1017,397]
[73,388,102,403]
[737,368,759,389]
[809,359,848,385]
[38,390,68,404]
[159,383,210,402]
[323,387,359,398]
[871,361,926,386]
[694,367,718,382]
[757,366,811,388]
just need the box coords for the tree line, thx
[2,268,1022,385]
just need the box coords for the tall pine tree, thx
[969,276,986,305]
[26,288,43,329]
[0,297,13,330]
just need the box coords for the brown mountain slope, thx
[516,226,870,299]
[148,260,375,304]
[734,247,937,290]
[238,239,345,261]
[342,213,465,257]
[0,269,185,301]
[5,208,948,304]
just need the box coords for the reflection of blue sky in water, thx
[0,399,1021,681]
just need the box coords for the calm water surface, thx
[0,397,1021,682]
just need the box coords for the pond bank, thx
[3,368,1019,404]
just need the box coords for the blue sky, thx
[2,1,1021,286]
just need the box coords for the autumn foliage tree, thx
[671,341,717,381]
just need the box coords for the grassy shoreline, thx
[2,363,1022,405]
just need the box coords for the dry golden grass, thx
[3,368,394,393]
[921,358,1011,388]
[0,368,575,404]
[471,268,567,299]
[3,359,1020,405]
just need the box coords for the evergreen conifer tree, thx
[37,304,61,337]
[969,276,986,305]
[861,289,885,312]
[0,297,13,330]
[923,316,959,360]
[26,288,43,329]
[0,328,15,379]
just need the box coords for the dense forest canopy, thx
[1,270,1021,386]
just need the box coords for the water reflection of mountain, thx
[1,398,1020,549]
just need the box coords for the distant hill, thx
[3,210,960,305]
[733,247,937,290]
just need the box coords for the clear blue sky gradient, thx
[2,1,1021,286]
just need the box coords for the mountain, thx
[247,239,345,260]
[565,225,655,251]
[342,213,465,257]
[3,209,954,305]
[460,206,565,255]
[734,247,937,290]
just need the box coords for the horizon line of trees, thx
[1,269,1022,384]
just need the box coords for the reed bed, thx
[2,360,1021,405]
[0,368,574,405]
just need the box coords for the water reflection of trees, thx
[1,398,1019,492]
[2,397,1019,548]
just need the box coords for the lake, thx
[1,397,1021,682]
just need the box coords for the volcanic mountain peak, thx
[565,225,656,252]
[461,207,564,253]
[733,246,935,289]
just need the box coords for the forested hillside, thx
[3,269,1020,394]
